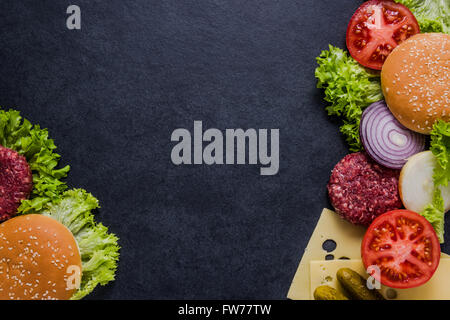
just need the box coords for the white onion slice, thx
[360,100,426,169]
[399,151,450,213]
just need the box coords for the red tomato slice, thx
[346,0,420,70]
[362,210,440,289]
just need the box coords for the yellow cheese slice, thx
[310,259,450,300]
[287,208,450,300]
[287,208,366,300]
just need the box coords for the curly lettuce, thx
[315,45,383,151]
[430,120,450,187]
[0,109,70,212]
[395,0,450,34]
[421,120,450,243]
[0,108,119,298]
[422,188,446,243]
[41,189,120,300]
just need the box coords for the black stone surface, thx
[0,0,448,299]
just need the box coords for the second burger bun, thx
[381,33,450,134]
[0,214,82,300]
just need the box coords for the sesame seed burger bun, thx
[381,33,450,134]
[0,214,81,300]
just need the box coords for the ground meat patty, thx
[0,146,32,221]
[327,152,402,226]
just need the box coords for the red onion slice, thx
[360,100,425,169]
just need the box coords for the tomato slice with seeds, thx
[346,0,420,70]
[362,210,440,289]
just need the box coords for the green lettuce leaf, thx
[0,109,70,213]
[395,0,450,34]
[41,189,120,300]
[420,120,450,243]
[0,108,119,298]
[421,188,445,243]
[430,120,450,187]
[315,45,383,151]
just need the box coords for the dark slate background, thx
[0,0,448,299]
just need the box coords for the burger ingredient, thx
[0,214,82,300]
[287,208,367,300]
[287,209,450,300]
[430,120,450,188]
[0,108,119,298]
[41,189,120,300]
[399,151,450,219]
[421,190,446,244]
[346,0,420,70]
[307,258,450,300]
[394,0,450,34]
[315,46,383,151]
[360,100,425,169]
[327,152,402,226]
[381,33,450,134]
[420,121,450,243]
[0,109,70,213]
[362,210,441,289]
[399,151,449,243]
[336,268,384,300]
[313,285,349,300]
[0,146,33,220]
